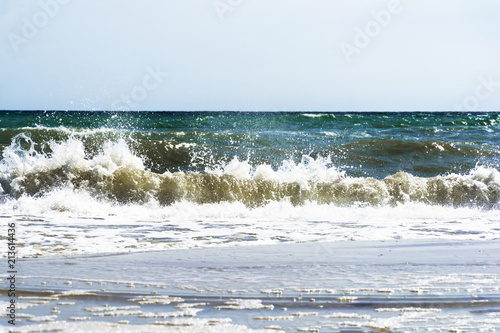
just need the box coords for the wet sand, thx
[2,240,500,332]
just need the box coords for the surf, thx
[1,134,499,209]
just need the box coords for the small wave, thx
[18,125,124,136]
[343,139,498,158]
[301,113,333,118]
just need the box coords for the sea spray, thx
[1,134,499,208]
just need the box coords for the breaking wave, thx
[1,134,499,209]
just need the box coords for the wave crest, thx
[1,136,499,208]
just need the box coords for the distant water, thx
[1,111,499,257]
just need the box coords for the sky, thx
[0,0,499,111]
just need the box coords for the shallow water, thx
[2,241,499,332]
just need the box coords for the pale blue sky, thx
[1,0,499,111]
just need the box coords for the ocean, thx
[1,111,500,332]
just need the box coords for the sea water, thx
[0,111,499,332]
[0,111,499,257]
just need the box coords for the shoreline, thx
[7,239,500,292]
[15,237,500,263]
[2,239,499,332]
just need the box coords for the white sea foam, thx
[301,113,330,118]
[2,192,500,258]
[6,320,268,332]
[215,299,274,310]
[209,155,345,186]
[139,309,202,318]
